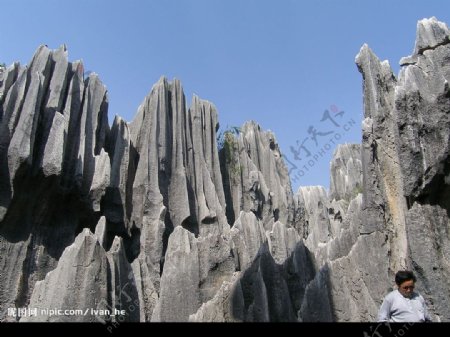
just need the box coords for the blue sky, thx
[2,0,450,192]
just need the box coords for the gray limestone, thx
[266,220,299,265]
[354,16,450,321]
[356,43,408,273]
[41,112,65,176]
[293,16,450,321]
[89,149,111,212]
[190,213,314,322]
[106,236,140,322]
[152,226,201,322]
[1,17,450,322]
[21,229,109,322]
[188,272,243,322]
[94,216,107,249]
[295,186,331,253]
[220,121,293,230]
[230,211,266,271]
[0,46,114,322]
[414,17,450,55]
[405,203,450,322]
[131,256,159,322]
[329,143,362,202]
[105,115,132,228]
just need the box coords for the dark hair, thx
[395,270,416,286]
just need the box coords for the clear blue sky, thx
[2,0,450,192]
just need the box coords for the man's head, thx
[395,270,416,298]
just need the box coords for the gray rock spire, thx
[2,18,450,322]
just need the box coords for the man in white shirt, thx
[378,270,432,322]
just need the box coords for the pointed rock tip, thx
[355,43,377,67]
[149,76,168,93]
[74,228,96,245]
[55,44,68,53]
[296,185,327,195]
[333,142,360,154]
[242,120,261,130]
[169,77,184,94]
[190,94,215,110]
[94,216,106,241]
[71,60,85,78]
[158,75,167,82]
[109,236,125,253]
[173,224,190,235]
[112,114,125,125]
[86,72,108,91]
[88,71,99,78]
[171,77,182,86]
[355,44,393,76]
[414,17,450,55]
[2,61,20,70]
[155,75,168,86]
[35,44,51,53]
[28,45,52,67]
[82,227,93,235]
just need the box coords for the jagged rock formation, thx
[219,121,294,229]
[329,143,362,202]
[1,16,450,322]
[21,228,110,322]
[0,44,301,322]
[0,46,110,322]
[355,16,450,321]
[293,16,450,321]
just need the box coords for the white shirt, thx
[378,289,432,322]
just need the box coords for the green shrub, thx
[217,125,241,151]
[351,184,364,198]
[217,126,242,182]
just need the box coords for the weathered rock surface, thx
[294,16,450,321]
[106,236,140,322]
[152,226,201,321]
[220,121,294,230]
[190,238,316,322]
[1,17,450,322]
[354,16,450,321]
[405,204,450,321]
[0,45,109,321]
[21,229,109,322]
[292,146,388,322]
[3,43,295,322]
[329,143,362,203]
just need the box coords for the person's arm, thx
[377,295,392,322]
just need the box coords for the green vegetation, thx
[351,184,364,198]
[0,62,6,69]
[217,125,242,182]
[217,125,241,150]
[223,132,234,163]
